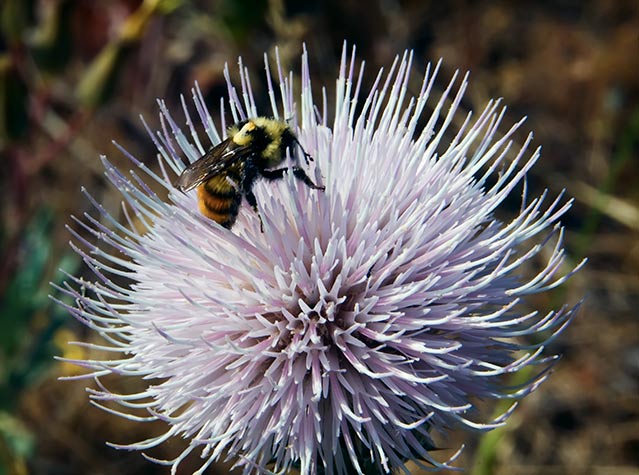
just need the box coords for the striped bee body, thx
[197,171,243,228]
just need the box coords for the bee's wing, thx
[176,138,246,192]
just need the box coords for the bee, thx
[176,117,324,230]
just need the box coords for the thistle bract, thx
[56,45,582,474]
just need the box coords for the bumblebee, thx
[177,117,324,230]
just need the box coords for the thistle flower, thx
[55,45,583,475]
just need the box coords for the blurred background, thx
[0,1,637,474]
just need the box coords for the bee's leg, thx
[260,168,287,180]
[262,167,325,190]
[240,162,265,232]
[293,137,314,164]
[292,167,325,190]
[244,189,264,232]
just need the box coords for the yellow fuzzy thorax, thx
[230,118,290,167]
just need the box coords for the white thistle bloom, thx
[55,45,583,475]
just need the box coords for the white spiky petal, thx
[55,44,583,475]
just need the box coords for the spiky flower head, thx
[56,45,582,474]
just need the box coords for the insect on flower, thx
[176,117,325,230]
[55,44,584,475]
